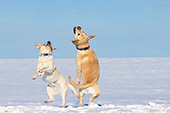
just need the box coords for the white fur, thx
[80,87,96,96]
[33,54,79,107]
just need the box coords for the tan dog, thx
[69,26,100,107]
[32,41,80,108]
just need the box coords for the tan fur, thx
[69,26,100,106]
[32,41,80,108]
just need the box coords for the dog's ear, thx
[88,35,95,39]
[52,47,56,50]
[72,40,79,44]
[52,47,56,51]
[35,43,42,49]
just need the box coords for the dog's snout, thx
[46,41,51,46]
[73,27,76,34]
[73,26,82,34]
[77,26,82,30]
[47,41,51,44]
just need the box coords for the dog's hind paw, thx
[44,100,54,103]
[61,105,65,108]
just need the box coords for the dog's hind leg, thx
[79,89,84,107]
[44,86,56,103]
[79,97,83,107]
[88,94,100,105]
[61,93,67,108]
[88,82,100,106]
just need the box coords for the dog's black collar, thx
[39,53,52,56]
[76,46,90,51]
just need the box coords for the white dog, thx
[32,41,80,108]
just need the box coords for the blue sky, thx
[0,0,170,59]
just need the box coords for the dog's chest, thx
[37,56,54,71]
[41,72,57,84]
[76,54,89,70]
[76,59,81,70]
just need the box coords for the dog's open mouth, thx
[77,26,81,30]
[43,41,51,47]
[73,26,82,34]
[73,27,76,34]
[46,41,51,46]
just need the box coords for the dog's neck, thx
[76,43,90,51]
[39,53,52,57]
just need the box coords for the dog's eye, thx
[78,33,80,36]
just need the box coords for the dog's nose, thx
[73,27,76,34]
[47,41,51,44]
[46,41,51,46]
[77,26,82,30]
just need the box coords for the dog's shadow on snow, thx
[65,104,102,108]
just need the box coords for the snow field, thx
[0,58,170,112]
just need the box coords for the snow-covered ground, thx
[0,58,170,113]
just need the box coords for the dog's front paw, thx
[32,76,37,80]
[32,72,38,80]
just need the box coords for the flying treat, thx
[72,10,75,13]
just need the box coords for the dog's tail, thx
[67,82,80,99]
[68,76,96,89]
